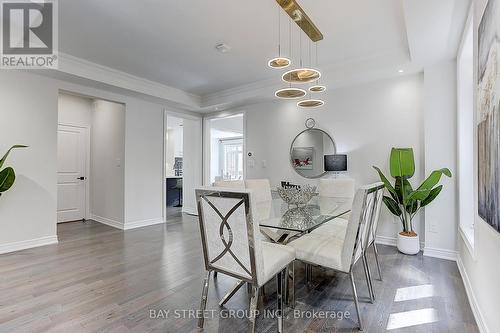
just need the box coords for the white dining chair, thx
[196,187,295,333]
[288,183,384,331]
[213,180,245,188]
[318,178,355,198]
[245,179,273,202]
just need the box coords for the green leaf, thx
[416,168,452,192]
[0,167,16,192]
[395,177,413,203]
[421,185,443,207]
[0,145,28,169]
[406,199,418,214]
[382,195,402,216]
[373,166,397,197]
[406,189,432,202]
[390,148,415,179]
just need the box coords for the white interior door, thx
[57,125,87,223]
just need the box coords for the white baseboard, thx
[91,214,124,230]
[456,255,489,333]
[182,206,198,216]
[124,218,164,230]
[423,246,457,261]
[0,235,58,254]
[91,215,164,230]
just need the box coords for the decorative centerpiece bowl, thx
[277,184,317,206]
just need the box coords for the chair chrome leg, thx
[363,253,375,301]
[249,285,259,333]
[361,255,374,303]
[373,243,383,281]
[284,265,289,305]
[276,270,284,333]
[290,261,295,309]
[361,254,373,303]
[219,280,245,307]
[198,271,212,329]
[349,272,363,331]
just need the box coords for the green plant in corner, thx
[0,145,28,197]
[373,148,452,236]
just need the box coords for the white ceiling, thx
[58,0,471,110]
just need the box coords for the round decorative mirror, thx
[290,127,336,179]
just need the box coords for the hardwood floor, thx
[0,215,478,333]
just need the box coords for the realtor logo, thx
[1,0,58,68]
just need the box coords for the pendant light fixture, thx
[268,7,290,69]
[275,87,306,99]
[297,99,325,108]
[308,43,326,92]
[282,29,321,83]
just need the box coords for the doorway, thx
[163,112,203,221]
[204,113,245,184]
[57,92,125,225]
[164,115,184,219]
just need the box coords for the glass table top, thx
[256,195,352,233]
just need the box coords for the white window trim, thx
[456,4,476,259]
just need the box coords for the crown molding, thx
[57,53,201,109]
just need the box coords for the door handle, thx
[77,177,86,180]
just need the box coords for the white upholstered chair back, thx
[319,178,355,198]
[245,179,272,203]
[196,188,264,284]
[213,180,246,189]
[340,183,384,272]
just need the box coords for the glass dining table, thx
[255,193,353,243]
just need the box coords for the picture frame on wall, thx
[478,0,500,232]
[291,147,314,170]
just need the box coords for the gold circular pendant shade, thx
[275,88,307,99]
[297,99,325,108]
[282,68,321,83]
[309,85,326,92]
[268,57,291,69]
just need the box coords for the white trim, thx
[124,218,164,230]
[91,214,124,230]
[181,206,198,216]
[423,246,457,261]
[459,225,476,259]
[0,236,58,254]
[57,53,201,109]
[456,255,489,333]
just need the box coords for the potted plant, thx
[373,148,451,255]
[0,145,28,198]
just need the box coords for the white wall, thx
[0,72,59,252]
[422,61,458,258]
[58,93,93,128]
[456,1,500,332]
[229,74,425,241]
[91,100,126,224]
[0,70,197,251]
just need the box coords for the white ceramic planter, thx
[397,233,420,255]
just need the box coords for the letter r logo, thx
[2,1,53,54]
